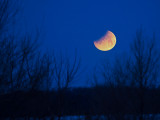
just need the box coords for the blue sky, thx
[19,0,160,86]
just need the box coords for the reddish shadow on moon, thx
[94,31,116,51]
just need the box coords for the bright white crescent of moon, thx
[94,31,116,51]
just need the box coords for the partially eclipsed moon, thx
[94,31,116,51]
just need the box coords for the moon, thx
[94,31,116,51]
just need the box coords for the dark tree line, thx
[1,87,160,120]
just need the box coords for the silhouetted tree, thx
[51,51,81,119]
[52,51,81,90]
[26,53,52,91]
[127,29,160,120]
[0,0,20,94]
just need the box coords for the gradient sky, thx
[19,0,160,86]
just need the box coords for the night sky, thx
[18,0,160,86]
